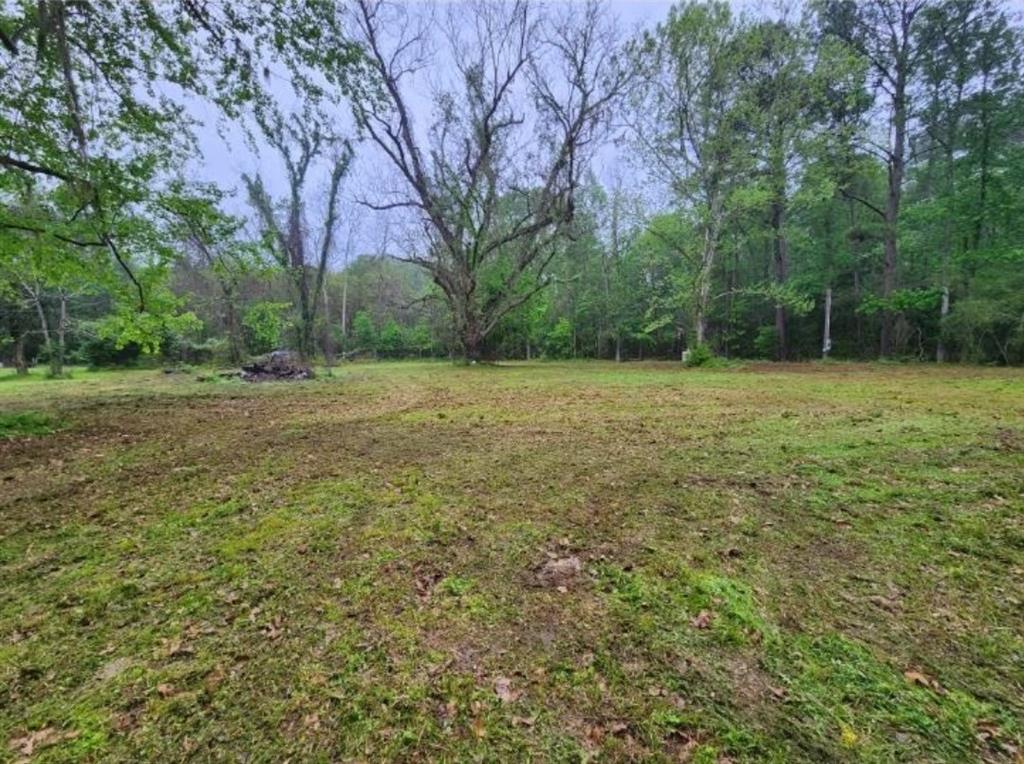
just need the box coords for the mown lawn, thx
[1,361,1022,762]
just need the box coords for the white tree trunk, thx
[936,286,949,362]
[822,287,832,359]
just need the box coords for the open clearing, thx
[1,362,1023,762]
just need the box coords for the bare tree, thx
[244,111,353,361]
[350,0,632,361]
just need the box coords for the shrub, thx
[78,331,142,368]
[685,342,714,367]
[243,302,291,355]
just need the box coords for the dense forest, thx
[2,0,1023,371]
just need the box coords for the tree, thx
[817,0,927,356]
[244,111,353,361]
[739,13,820,360]
[160,184,268,363]
[348,0,632,361]
[0,1,361,348]
[630,1,756,349]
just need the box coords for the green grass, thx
[1,361,1022,761]
[0,411,61,439]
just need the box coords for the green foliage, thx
[77,327,142,368]
[753,326,779,359]
[858,288,942,317]
[352,310,377,353]
[685,342,714,367]
[544,317,575,359]
[243,302,291,355]
[378,319,405,357]
[97,308,203,356]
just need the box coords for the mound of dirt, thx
[241,351,314,382]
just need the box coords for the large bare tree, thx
[244,111,353,361]
[349,0,632,361]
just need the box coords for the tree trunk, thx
[321,279,334,374]
[525,340,531,361]
[974,64,992,250]
[295,268,316,361]
[880,49,909,358]
[340,270,349,340]
[936,286,950,362]
[224,289,243,365]
[50,291,67,377]
[771,203,789,361]
[695,193,723,348]
[822,287,832,359]
[459,306,484,362]
[770,142,789,361]
[13,331,28,375]
[462,335,482,363]
[30,290,53,367]
[614,333,622,363]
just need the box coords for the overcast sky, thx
[183,0,678,260]
[181,0,1024,262]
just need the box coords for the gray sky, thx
[185,0,678,260]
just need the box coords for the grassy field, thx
[1,361,1022,762]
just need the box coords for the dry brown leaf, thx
[903,669,942,692]
[691,610,713,629]
[162,637,193,658]
[511,715,536,727]
[204,665,226,693]
[471,717,487,739]
[9,727,78,756]
[494,676,519,703]
[156,683,176,698]
[263,616,284,640]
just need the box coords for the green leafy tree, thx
[243,301,291,356]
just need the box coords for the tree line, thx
[2,0,1022,373]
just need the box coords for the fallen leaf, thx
[494,676,518,703]
[840,723,858,748]
[536,555,582,588]
[156,683,176,698]
[868,594,900,612]
[471,716,487,739]
[691,610,713,629]
[263,616,284,640]
[585,724,606,748]
[511,715,536,727]
[204,665,226,693]
[903,669,942,692]
[437,700,457,725]
[9,727,78,756]
[162,637,193,658]
[96,656,134,681]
